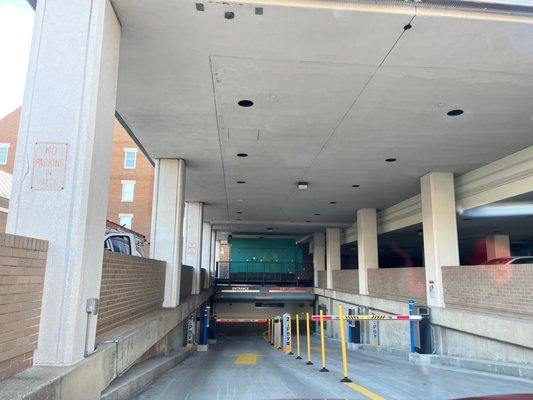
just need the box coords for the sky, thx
[0,0,34,119]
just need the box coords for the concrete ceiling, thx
[113,0,533,234]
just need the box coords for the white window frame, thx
[123,147,138,169]
[118,213,134,229]
[121,180,136,202]
[0,143,10,166]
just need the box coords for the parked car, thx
[480,256,533,265]
[104,232,145,257]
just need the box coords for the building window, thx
[121,180,136,202]
[123,148,138,169]
[0,143,10,165]
[119,213,133,229]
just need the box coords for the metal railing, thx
[215,261,313,286]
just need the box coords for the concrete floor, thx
[132,333,533,400]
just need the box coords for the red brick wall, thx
[332,270,359,294]
[443,264,533,319]
[368,267,426,303]
[0,109,154,240]
[0,233,48,380]
[97,251,165,337]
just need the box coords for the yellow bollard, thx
[305,312,313,365]
[338,305,352,382]
[295,314,302,359]
[319,309,329,372]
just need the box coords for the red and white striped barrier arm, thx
[216,318,268,323]
[310,314,422,321]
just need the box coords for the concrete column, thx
[6,0,120,365]
[201,221,212,288]
[312,232,325,287]
[150,159,186,308]
[5,0,120,365]
[326,228,341,290]
[485,234,511,260]
[357,208,379,295]
[421,172,460,308]
[183,202,204,294]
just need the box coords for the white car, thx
[104,232,145,257]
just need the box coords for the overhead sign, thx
[31,142,69,191]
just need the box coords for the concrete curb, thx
[100,347,195,400]
[409,353,533,381]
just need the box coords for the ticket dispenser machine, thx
[413,306,432,354]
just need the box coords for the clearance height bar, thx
[216,318,267,323]
[311,314,422,321]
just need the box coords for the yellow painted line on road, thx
[344,382,386,400]
[234,353,262,364]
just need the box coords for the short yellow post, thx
[305,312,313,365]
[295,314,302,359]
[338,305,352,382]
[319,309,329,372]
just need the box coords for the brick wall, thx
[0,233,48,380]
[332,270,359,293]
[443,264,533,318]
[97,252,166,337]
[317,271,327,288]
[368,267,426,303]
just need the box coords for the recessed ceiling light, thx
[267,227,274,231]
[236,218,242,221]
[447,109,464,116]
[195,3,204,11]
[237,180,246,184]
[352,184,360,188]
[255,7,263,15]
[305,220,311,222]
[259,236,264,239]
[236,199,244,202]
[238,99,253,107]
[403,23,412,30]
[314,213,320,216]
[237,153,248,157]
[385,158,397,162]
[225,11,234,19]
[329,201,337,204]
[297,182,309,191]
[236,211,242,214]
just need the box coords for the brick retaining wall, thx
[0,233,48,380]
[97,252,166,337]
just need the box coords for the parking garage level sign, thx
[30,142,69,191]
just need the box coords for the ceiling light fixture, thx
[447,109,464,116]
[195,3,204,11]
[255,7,263,15]
[314,213,320,216]
[352,184,360,188]
[238,99,253,107]
[237,180,246,184]
[403,23,412,30]
[236,199,244,202]
[330,201,337,204]
[297,182,309,191]
[236,211,242,214]
[385,158,397,162]
[225,11,234,19]
[237,153,248,157]
[267,227,274,231]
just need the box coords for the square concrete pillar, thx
[183,202,204,294]
[485,234,511,260]
[357,208,379,295]
[326,228,341,290]
[201,222,212,288]
[313,232,325,287]
[5,0,121,365]
[150,159,186,308]
[210,229,217,279]
[421,172,460,307]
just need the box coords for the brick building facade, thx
[0,108,154,241]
